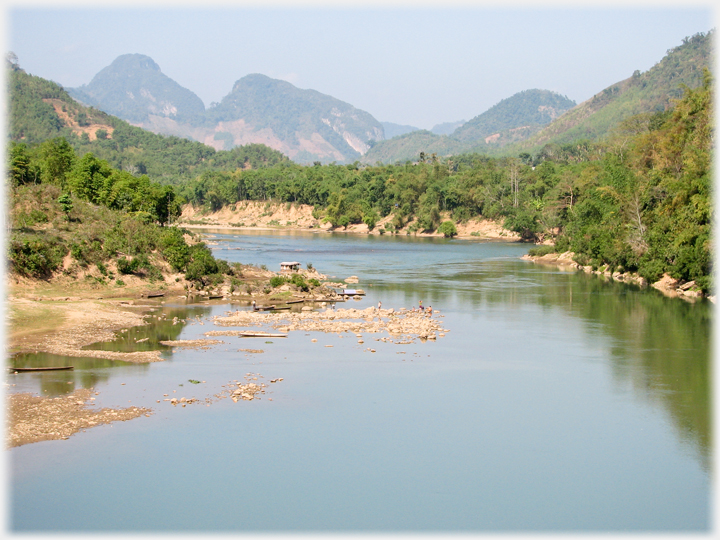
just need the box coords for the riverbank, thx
[178,201,522,241]
[522,251,712,302]
[6,262,446,447]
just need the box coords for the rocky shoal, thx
[211,306,447,343]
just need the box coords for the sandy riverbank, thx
[178,201,522,241]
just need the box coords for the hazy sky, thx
[5,1,715,130]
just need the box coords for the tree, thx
[58,193,73,221]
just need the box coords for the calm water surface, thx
[8,230,712,532]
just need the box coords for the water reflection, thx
[8,352,152,396]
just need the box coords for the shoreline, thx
[6,281,446,447]
[522,251,712,303]
[180,222,527,242]
[177,201,523,241]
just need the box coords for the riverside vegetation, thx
[6,35,713,296]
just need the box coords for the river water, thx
[8,230,712,532]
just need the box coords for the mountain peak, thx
[105,53,161,74]
[68,54,205,123]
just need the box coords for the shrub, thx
[117,256,140,275]
[9,237,64,277]
[184,244,219,281]
[528,245,556,257]
[438,221,457,238]
[290,273,309,291]
[269,276,286,288]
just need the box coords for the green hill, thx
[511,30,714,153]
[451,89,575,143]
[362,131,466,164]
[363,89,575,164]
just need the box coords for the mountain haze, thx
[362,89,575,164]
[381,121,421,139]
[70,58,384,164]
[68,54,206,124]
[451,89,575,143]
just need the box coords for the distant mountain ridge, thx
[361,88,576,164]
[69,55,384,164]
[63,31,713,166]
[451,89,575,143]
[363,31,713,163]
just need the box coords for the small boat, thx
[10,366,74,372]
[238,332,288,338]
[340,289,365,296]
[145,292,165,298]
[208,295,224,299]
[253,305,275,311]
[285,299,305,304]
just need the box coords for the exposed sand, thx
[178,201,521,240]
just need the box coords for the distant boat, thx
[9,366,74,372]
[238,332,288,338]
[339,289,365,296]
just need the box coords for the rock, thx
[679,280,696,291]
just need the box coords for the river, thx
[8,230,712,532]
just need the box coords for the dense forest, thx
[6,39,714,294]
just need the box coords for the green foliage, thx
[184,243,220,282]
[528,245,556,257]
[158,227,191,271]
[269,275,285,288]
[438,221,457,238]
[289,273,309,291]
[57,193,73,219]
[9,237,64,277]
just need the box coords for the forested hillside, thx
[8,58,289,185]
[512,30,713,153]
[451,89,575,143]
